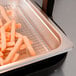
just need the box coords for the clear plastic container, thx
[0,0,73,73]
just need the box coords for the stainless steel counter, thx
[27,0,76,76]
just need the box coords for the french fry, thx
[4,37,23,64]
[5,32,21,40]
[6,32,11,39]
[15,33,33,44]
[0,38,10,42]
[6,32,11,42]
[6,47,13,51]
[0,5,10,22]
[6,44,26,51]
[4,51,9,57]
[1,27,6,52]
[11,53,19,62]
[0,52,3,57]
[20,44,26,50]
[7,10,14,16]
[23,36,36,56]
[0,19,3,27]
[15,32,23,38]
[16,23,21,29]
[6,38,10,42]
[0,32,10,40]
[7,42,15,47]
[20,40,33,50]
[11,20,16,43]
[4,21,21,31]
[4,21,11,31]
[0,42,15,48]
[0,57,4,66]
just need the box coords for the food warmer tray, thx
[0,0,73,75]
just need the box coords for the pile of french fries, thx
[0,5,36,66]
